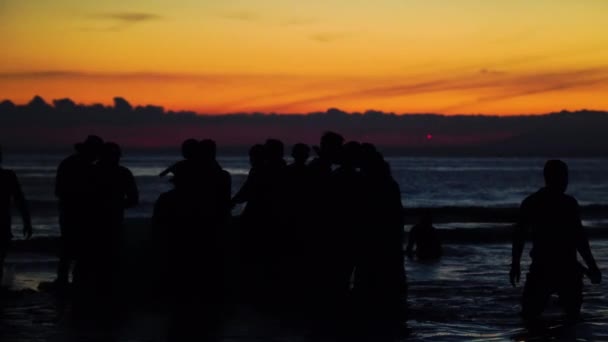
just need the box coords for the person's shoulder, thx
[0,168,16,179]
[118,165,132,173]
[521,188,543,207]
[63,153,80,163]
[0,168,17,179]
[119,165,135,177]
[562,193,579,207]
[58,154,75,168]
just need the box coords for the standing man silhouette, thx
[54,135,103,286]
[510,160,602,322]
[0,146,32,287]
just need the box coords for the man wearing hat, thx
[54,135,103,286]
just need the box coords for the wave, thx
[405,205,608,223]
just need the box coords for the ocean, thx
[5,153,608,236]
[2,153,608,341]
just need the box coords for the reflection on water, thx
[2,240,607,341]
[405,241,608,341]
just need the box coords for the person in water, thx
[510,159,602,322]
[54,135,103,286]
[406,211,442,260]
[159,138,199,177]
[0,146,32,287]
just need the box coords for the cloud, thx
[479,68,507,76]
[218,10,316,29]
[309,32,351,43]
[0,70,233,83]
[2,95,608,156]
[81,11,162,31]
[251,66,608,112]
[92,12,162,23]
[441,72,608,112]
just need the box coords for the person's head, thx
[249,144,265,167]
[181,139,199,160]
[99,142,122,166]
[544,159,568,193]
[340,141,361,167]
[199,139,217,163]
[292,143,310,165]
[75,135,104,162]
[360,143,382,169]
[319,131,344,162]
[265,139,284,162]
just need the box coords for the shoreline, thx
[7,216,608,255]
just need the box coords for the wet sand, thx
[2,220,608,341]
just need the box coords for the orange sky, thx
[2,0,608,115]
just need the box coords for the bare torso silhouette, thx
[511,160,601,322]
[520,187,582,273]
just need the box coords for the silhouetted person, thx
[231,144,267,297]
[55,135,103,286]
[305,132,345,313]
[327,142,362,302]
[159,138,199,177]
[290,143,310,167]
[406,212,442,260]
[154,139,230,341]
[257,139,288,299]
[231,144,265,213]
[309,131,344,177]
[84,143,138,292]
[353,145,407,330]
[0,146,32,287]
[283,143,312,293]
[510,160,602,323]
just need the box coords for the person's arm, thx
[159,163,177,177]
[124,169,139,209]
[231,171,254,205]
[510,201,528,287]
[574,201,601,284]
[11,171,32,239]
[222,172,232,216]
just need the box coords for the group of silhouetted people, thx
[54,135,139,301]
[228,133,408,331]
[0,133,604,339]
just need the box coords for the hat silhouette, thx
[74,135,104,153]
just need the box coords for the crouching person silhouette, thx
[510,160,601,323]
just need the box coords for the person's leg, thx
[57,215,76,285]
[56,238,73,284]
[559,274,584,321]
[521,272,551,323]
[0,237,10,288]
[0,247,6,286]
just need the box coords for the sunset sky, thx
[2,0,608,115]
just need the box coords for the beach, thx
[2,155,608,340]
[2,217,608,341]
